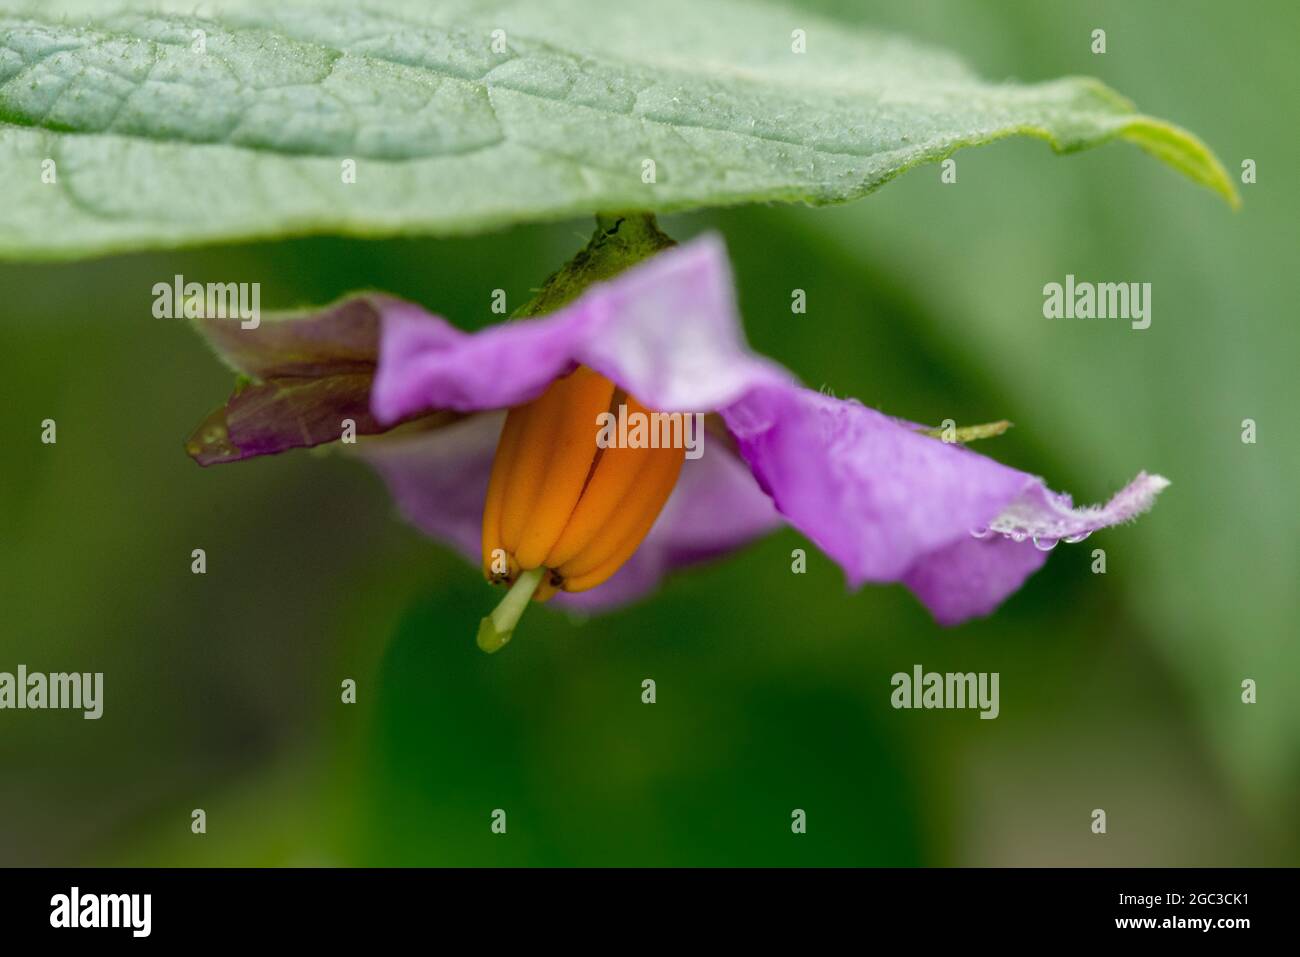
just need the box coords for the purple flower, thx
[187,233,1167,649]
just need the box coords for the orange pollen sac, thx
[480,366,686,602]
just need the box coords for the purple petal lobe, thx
[897,472,1168,625]
[723,383,1169,624]
[900,536,1050,627]
[984,471,1170,541]
[370,236,790,424]
[720,384,1033,585]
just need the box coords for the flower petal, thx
[370,235,790,423]
[720,384,1033,584]
[983,471,1171,542]
[721,383,1169,624]
[900,536,1050,627]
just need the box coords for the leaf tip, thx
[1119,115,1241,209]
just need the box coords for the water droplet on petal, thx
[1010,531,1027,543]
[1032,536,1059,551]
[1064,531,1092,544]
[970,526,991,539]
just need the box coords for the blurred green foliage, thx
[0,0,1294,865]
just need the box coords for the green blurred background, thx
[1,0,1295,866]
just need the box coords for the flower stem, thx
[510,213,675,319]
[477,567,545,654]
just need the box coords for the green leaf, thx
[0,0,1236,259]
